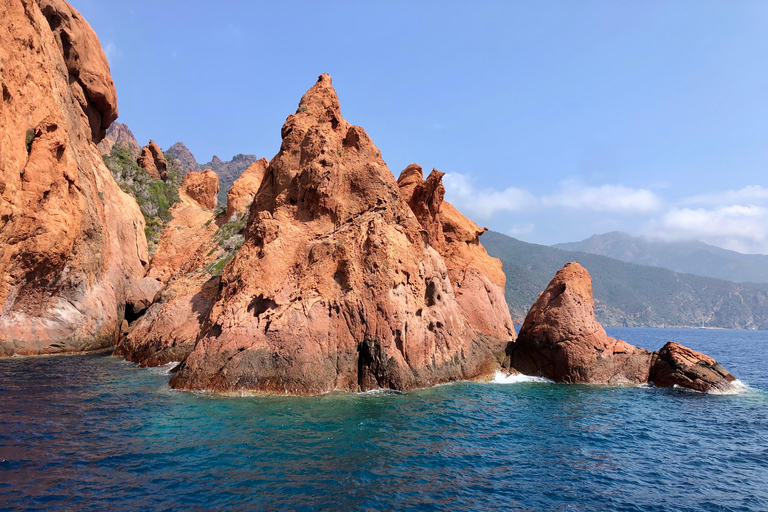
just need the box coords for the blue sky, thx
[76,1,768,252]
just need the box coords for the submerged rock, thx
[168,74,511,394]
[137,140,168,181]
[0,0,147,356]
[510,262,738,392]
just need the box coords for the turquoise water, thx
[1,327,767,511]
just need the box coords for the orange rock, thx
[137,140,167,181]
[511,262,653,383]
[397,164,516,341]
[169,74,508,394]
[511,262,738,391]
[116,170,225,366]
[0,0,147,356]
[226,158,268,220]
[180,169,219,210]
[649,342,737,392]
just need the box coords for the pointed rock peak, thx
[547,261,593,304]
[211,155,222,164]
[294,73,344,127]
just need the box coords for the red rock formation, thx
[511,262,652,383]
[137,140,168,181]
[97,121,140,157]
[226,158,268,220]
[116,171,243,367]
[649,342,736,393]
[144,173,221,284]
[180,169,219,210]
[125,277,162,316]
[0,0,147,356]
[511,262,737,391]
[397,164,516,342]
[168,74,508,394]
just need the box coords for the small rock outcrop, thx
[0,0,147,356]
[226,158,268,220]
[202,153,260,206]
[125,277,163,317]
[167,74,511,394]
[97,121,140,157]
[510,262,738,392]
[180,169,219,209]
[649,342,736,393]
[397,165,516,341]
[511,262,652,383]
[137,140,167,180]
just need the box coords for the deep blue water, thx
[1,328,767,512]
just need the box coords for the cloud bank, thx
[443,176,768,254]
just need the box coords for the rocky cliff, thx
[167,74,511,394]
[0,0,147,356]
[166,142,200,176]
[509,262,737,392]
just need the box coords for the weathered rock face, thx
[166,142,201,176]
[97,121,140,157]
[226,158,268,220]
[202,153,260,206]
[511,262,652,383]
[397,164,516,342]
[0,0,147,356]
[144,174,220,284]
[137,140,167,181]
[116,171,236,367]
[649,342,737,393]
[180,169,219,210]
[125,277,163,318]
[511,262,738,392]
[169,74,509,394]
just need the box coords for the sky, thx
[74,1,768,253]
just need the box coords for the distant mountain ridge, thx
[101,122,259,207]
[553,231,768,283]
[482,231,768,330]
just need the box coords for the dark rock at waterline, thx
[649,341,737,393]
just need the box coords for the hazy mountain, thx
[482,231,768,329]
[166,142,201,176]
[553,232,768,283]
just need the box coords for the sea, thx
[1,327,767,511]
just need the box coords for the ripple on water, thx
[0,329,766,511]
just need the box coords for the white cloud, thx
[648,205,768,253]
[541,181,662,213]
[443,173,660,220]
[681,185,768,206]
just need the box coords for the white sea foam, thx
[709,379,751,395]
[147,361,180,375]
[492,371,553,384]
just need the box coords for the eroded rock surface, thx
[179,169,219,210]
[397,165,516,341]
[226,158,268,220]
[0,0,147,356]
[649,342,737,393]
[137,140,167,181]
[510,262,738,392]
[168,74,509,394]
[116,171,245,367]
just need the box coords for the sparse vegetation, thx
[103,144,183,255]
[205,211,248,276]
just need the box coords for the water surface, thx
[1,327,766,511]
